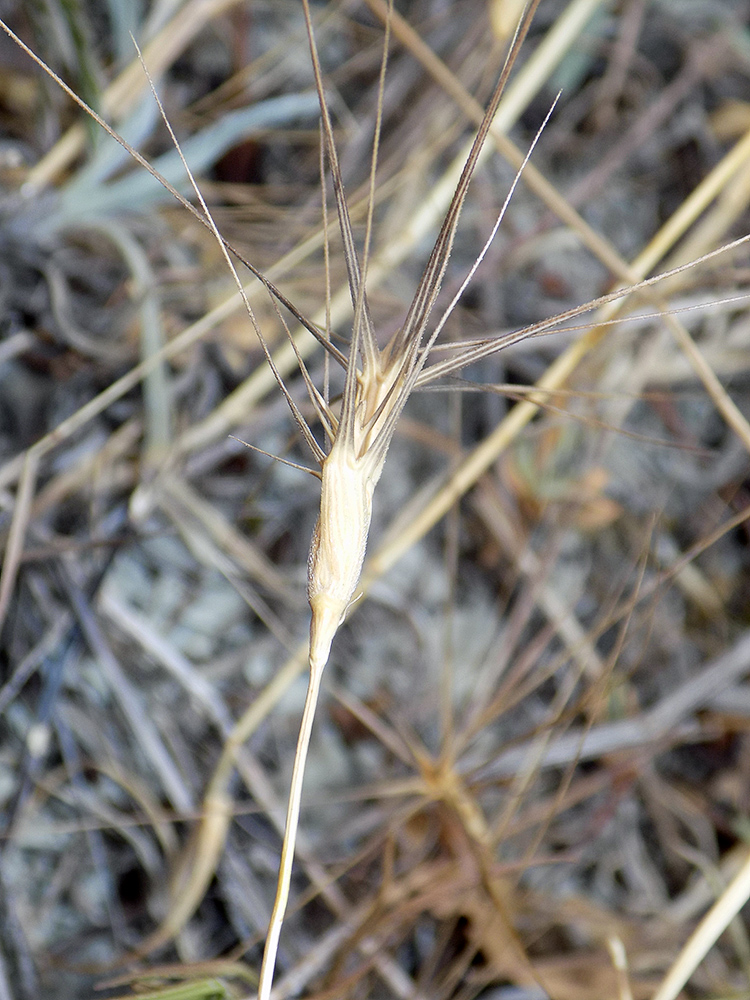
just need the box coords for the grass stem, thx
[257,661,325,1000]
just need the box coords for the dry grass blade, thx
[652,847,750,1000]
[23,0,244,192]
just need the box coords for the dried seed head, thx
[307,353,408,670]
[307,442,375,670]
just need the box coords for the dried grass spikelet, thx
[257,1,547,996]
[307,361,399,670]
[302,0,546,674]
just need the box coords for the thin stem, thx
[257,659,326,1000]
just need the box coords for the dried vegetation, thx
[0,1,750,999]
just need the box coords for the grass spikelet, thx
[257,3,546,993]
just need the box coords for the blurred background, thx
[0,0,749,997]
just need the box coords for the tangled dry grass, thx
[0,1,750,998]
